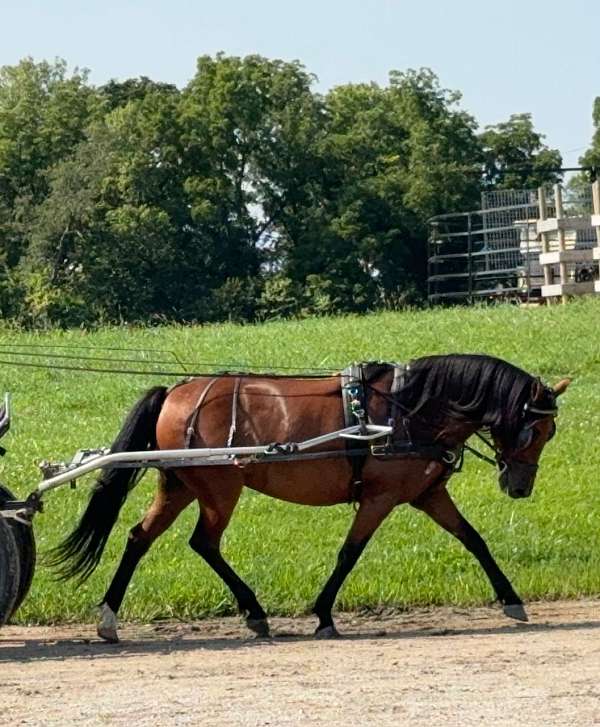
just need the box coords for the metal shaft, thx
[36,424,392,496]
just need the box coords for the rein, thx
[464,432,502,469]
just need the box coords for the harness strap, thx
[389,364,407,418]
[184,378,219,448]
[227,377,242,448]
[389,363,411,445]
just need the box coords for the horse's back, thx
[156,374,344,450]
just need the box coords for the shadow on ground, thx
[2,612,600,664]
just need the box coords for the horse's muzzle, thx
[499,460,538,499]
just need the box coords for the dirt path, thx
[1,600,599,726]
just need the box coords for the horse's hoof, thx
[97,603,120,643]
[246,617,270,638]
[503,603,528,622]
[97,625,119,643]
[315,625,341,640]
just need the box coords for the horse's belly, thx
[244,460,351,506]
[242,457,446,506]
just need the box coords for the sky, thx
[1,0,599,166]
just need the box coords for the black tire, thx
[0,485,36,619]
[0,516,20,626]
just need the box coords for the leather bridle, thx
[466,398,558,474]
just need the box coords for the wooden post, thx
[554,185,568,304]
[538,187,553,302]
[538,182,597,300]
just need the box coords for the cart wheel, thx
[0,485,36,620]
[0,516,20,626]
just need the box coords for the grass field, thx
[1,298,599,624]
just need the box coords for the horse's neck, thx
[436,419,480,447]
[404,363,501,446]
[397,385,483,447]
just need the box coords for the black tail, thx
[46,386,168,581]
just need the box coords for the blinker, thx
[516,426,535,451]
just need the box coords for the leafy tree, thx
[480,113,562,190]
[274,69,483,309]
[0,54,574,326]
[580,97,600,176]
[22,87,193,323]
[179,54,325,319]
[98,76,178,112]
[0,58,95,316]
[0,58,94,207]
[180,57,320,251]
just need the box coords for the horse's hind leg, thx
[189,488,269,638]
[98,472,194,642]
[312,494,396,638]
[412,485,527,621]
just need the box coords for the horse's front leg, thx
[412,485,527,621]
[312,493,396,638]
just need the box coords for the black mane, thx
[397,354,552,443]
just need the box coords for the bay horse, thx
[49,354,569,642]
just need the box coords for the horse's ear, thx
[553,378,571,397]
[531,378,545,402]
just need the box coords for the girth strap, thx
[340,364,370,503]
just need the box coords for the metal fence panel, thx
[428,187,596,302]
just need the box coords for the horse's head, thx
[495,378,570,499]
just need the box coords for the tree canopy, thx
[0,55,569,327]
[480,113,562,190]
[580,97,600,174]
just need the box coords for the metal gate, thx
[427,187,596,303]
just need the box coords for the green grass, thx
[2,297,600,624]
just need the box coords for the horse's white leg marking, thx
[97,602,119,643]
